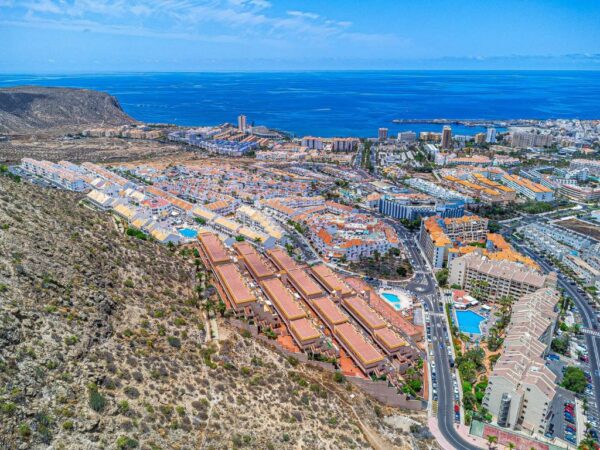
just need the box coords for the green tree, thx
[551,336,569,355]
[561,366,587,393]
[486,434,497,449]
[435,268,449,287]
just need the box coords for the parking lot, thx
[545,387,577,443]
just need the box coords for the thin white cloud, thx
[287,10,319,20]
[6,0,396,48]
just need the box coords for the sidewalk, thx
[428,417,455,450]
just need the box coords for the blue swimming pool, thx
[455,310,486,335]
[382,292,402,311]
[179,228,198,239]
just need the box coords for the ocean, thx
[1,71,599,137]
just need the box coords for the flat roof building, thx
[334,322,385,374]
[449,251,556,302]
[261,277,306,323]
[483,288,560,434]
[341,296,386,333]
[311,264,353,299]
[289,318,321,349]
[232,242,276,282]
[198,232,230,266]
[310,296,349,329]
[215,263,257,311]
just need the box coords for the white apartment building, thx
[301,136,323,150]
[483,288,560,435]
[448,251,556,301]
[500,174,554,202]
[21,158,89,191]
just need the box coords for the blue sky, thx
[1,0,599,72]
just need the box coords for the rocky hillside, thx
[0,86,136,134]
[0,175,434,450]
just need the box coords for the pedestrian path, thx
[432,400,438,417]
[582,328,600,337]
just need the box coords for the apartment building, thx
[405,178,473,203]
[448,251,556,301]
[511,131,553,148]
[21,158,89,191]
[562,255,600,286]
[379,193,465,221]
[301,136,323,150]
[442,174,516,205]
[419,215,488,269]
[235,205,286,243]
[483,288,560,435]
[500,174,554,202]
[331,138,358,152]
[570,159,600,177]
[558,183,600,203]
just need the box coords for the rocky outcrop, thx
[0,86,136,134]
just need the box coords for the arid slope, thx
[0,176,433,450]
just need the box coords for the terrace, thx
[311,264,353,299]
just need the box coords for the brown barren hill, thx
[0,175,432,450]
[0,86,137,134]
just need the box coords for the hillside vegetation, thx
[0,176,432,450]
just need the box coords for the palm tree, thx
[507,442,515,450]
[485,434,497,450]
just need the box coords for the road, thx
[514,242,600,437]
[391,223,482,450]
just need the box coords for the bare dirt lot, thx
[0,136,192,164]
[557,218,600,242]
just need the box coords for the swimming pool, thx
[179,228,198,239]
[382,292,402,311]
[455,310,486,335]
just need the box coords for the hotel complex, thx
[448,251,556,301]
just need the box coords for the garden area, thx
[347,248,413,280]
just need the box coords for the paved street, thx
[391,223,482,450]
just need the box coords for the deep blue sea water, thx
[1,71,599,137]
